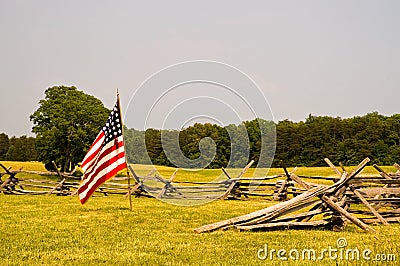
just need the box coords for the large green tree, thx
[30,86,110,172]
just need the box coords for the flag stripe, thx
[81,132,105,172]
[79,157,127,204]
[79,146,126,203]
[78,143,125,200]
[81,137,125,183]
[78,137,125,192]
[82,131,103,164]
[79,158,127,203]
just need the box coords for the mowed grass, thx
[1,161,399,265]
[1,195,399,266]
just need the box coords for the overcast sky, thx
[1,0,399,136]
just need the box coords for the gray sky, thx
[1,0,399,136]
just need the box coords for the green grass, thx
[1,161,399,265]
[0,161,47,172]
[1,195,399,265]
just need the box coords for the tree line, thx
[3,86,399,170]
[0,134,38,161]
[2,112,400,168]
[273,113,400,167]
[124,112,400,168]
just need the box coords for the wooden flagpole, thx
[116,89,133,211]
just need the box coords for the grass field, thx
[1,161,399,265]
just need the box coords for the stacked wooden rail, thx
[125,161,293,200]
[194,158,400,233]
[0,160,336,200]
[0,163,130,196]
[2,158,400,223]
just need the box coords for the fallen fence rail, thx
[194,158,400,233]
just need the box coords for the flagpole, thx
[116,89,133,212]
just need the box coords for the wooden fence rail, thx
[1,158,400,233]
[194,158,400,233]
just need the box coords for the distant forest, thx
[0,135,37,162]
[124,112,400,168]
[1,112,399,167]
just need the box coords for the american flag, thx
[78,99,127,204]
